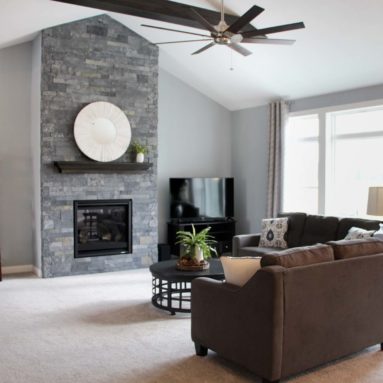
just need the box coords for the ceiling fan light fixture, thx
[230,34,243,44]
[214,35,230,44]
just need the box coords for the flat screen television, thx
[169,177,234,221]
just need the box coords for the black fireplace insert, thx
[73,200,132,258]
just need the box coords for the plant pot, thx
[176,259,209,271]
[180,245,187,258]
[136,152,144,163]
[193,245,204,263]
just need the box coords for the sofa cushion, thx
[220,256,261,287]
[239,246,284,258]
[300,215,339,246]
[327,238,383,259]
[336,217,381,240]
[278,212,307,248]
[261,244,334,268]
[259,217,288,249]
[344,226,375,240]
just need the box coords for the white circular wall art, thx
[74,102,132,162]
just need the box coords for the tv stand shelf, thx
[167,220,236,256]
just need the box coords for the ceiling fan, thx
[142,1,305,56]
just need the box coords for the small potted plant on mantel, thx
[175,225,217,271]
[131,141,148,163]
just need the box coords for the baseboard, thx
[2,264,34,275]
[33,266,42,277]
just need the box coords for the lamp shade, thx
[367,187,383,216]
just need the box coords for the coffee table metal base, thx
[150,259,224,315]
[152,277,191,315]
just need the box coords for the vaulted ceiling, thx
[1,0,383,110]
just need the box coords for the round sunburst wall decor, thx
[74,102,132,162]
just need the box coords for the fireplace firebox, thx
[73,200,132,258]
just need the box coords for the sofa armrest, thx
[191,266,285,381]
[232,233,261,256]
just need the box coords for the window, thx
[283,115,319,214]
[282,103,383,218]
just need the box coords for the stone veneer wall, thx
[40,15,158,277]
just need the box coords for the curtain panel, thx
[266,101,289,218]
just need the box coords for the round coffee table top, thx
[150,259,224,282]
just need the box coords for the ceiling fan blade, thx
[189,8,217,33]
[141,24,211,38]
[192,42,216,55]
[226,5,264,34]
[228,43,252,57]
[241,38,295,45]
[155,39,213,45]
[242,22,305,38]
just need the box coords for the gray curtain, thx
[266,101,288,218]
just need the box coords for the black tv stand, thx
[167,219,236,256]
[171,218,227,224]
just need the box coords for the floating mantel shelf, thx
[53,161,152,174]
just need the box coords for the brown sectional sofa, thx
[192,236,383,382]
[233,212,382,257]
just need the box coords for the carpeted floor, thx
[1,269,383,383]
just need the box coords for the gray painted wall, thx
[31,34,42,272]
[0,42,34,267]
[231,105,269,234]
[233,84,383,235]
[158,68,232,243]
[2,38,383,266]
[0,42,232,267]
[290,84,383,113]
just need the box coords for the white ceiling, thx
[1,0,383,110]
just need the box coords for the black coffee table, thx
[149,259,224,315]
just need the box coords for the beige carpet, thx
[1,269,383,383]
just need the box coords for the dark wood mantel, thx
[53,161,152,174]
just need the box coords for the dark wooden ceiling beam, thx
[52,0,257,32]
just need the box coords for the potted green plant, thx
[131,141,148,163]
[175,225,217,270]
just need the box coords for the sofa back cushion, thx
[336,218,381,240]
[300,215,339,246]
[278,212,307,248]
[261,244,334,268]
[327,238,383,259]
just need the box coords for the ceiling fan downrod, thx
[216,0,229,33]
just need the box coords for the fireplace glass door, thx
[74,200,132,258]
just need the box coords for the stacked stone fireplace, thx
[37,15,158,277]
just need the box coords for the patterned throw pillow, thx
[344,226,375,240]
[259,217,288,249]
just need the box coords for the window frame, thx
[283,98,383,215]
